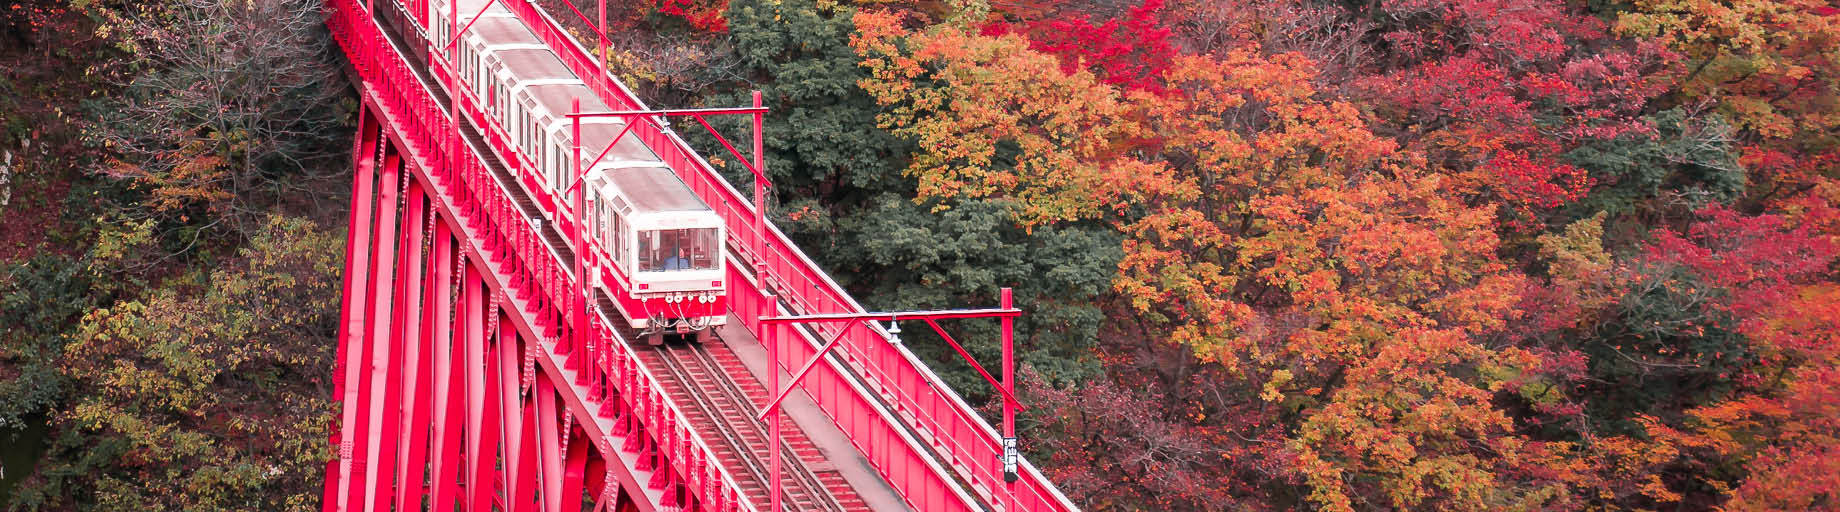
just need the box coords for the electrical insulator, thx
[1003,436,1019,483]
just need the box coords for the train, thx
[395,0,728,343]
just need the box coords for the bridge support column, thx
[323,129,663,512]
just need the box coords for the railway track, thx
[638,340,868,511]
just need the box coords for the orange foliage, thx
[849,1,1840,509]
[853,11,1162,227]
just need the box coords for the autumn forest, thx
[2,0,1838,509]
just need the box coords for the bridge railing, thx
[490,1,1078,510]
[323,3,758,510]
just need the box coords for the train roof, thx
[596,166,709,213]
[576,122,640,152]
[523,83,611,120]
[469,16,540,46]
[496,48,573,80]
[448,0,503,18]
[575,123,661,167]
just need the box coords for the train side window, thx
[522,106,537,159]
[514,103,525,155]
[555,141,568,188]
[597,201,609,253]
[475,57,486,97]
[498,78,510,119]
[534,129,544,177]
[594,198,616,265]
[590,194,602,242]
[609,209,625,266]
[638,229,653,271]
[559,141,572,186]
[553,140,566,178]
[506,100,517,145]
[545,138,559,188]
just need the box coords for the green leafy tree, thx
[1578,264,1753,433]
[710,0,912,195]
[10,216,340,511]
[0,255,93,433]
[1563,107,1748,219]
[834,196,1118,390]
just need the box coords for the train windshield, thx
[637,228,719,272]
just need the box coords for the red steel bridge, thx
[316,0,1078,509]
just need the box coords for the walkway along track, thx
[641,341,867,511]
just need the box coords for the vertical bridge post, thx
[755,293,1030,511]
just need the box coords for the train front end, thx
[586,165,728,344]
[627,216,727,341]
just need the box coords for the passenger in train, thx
[662,247,691,271]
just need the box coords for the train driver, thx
[662,246,691,271]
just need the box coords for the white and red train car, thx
[410,0,727,341]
